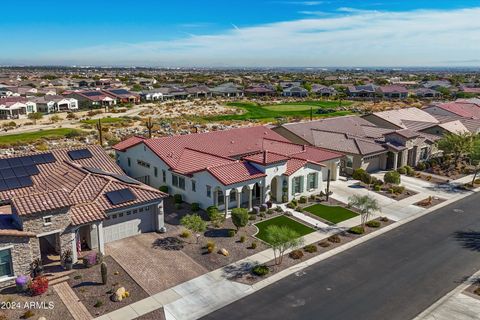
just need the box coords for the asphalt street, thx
[203,192,480,320]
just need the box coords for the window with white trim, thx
[43,216,52,226]
[206,185,212,198]
[192,180,196,192]
[307,173,318,190]
[172,174,185,190]
[137,159,151,168]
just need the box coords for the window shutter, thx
[314,173,319,189]
[300,176,304,193]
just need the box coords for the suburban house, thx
[31,96,78,113]
[244,86,276,97]
[103,89,140,104]
[113,126,342,215]
[283,86,308,97]
[423,101,480,120]
[273,115,439,174]
[458,86,480,95]
[422,80,452,90]
[185,85,212,98]
[414,88,442,99]
[311,84,337,97]
[0,146,166,288]
[210,83,244,97]
[64,90,117,109]
[140,89,166,101]
[0,98,36,120]
[377,85,409,99]
[347,84,377,99]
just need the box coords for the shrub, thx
[240,235,246,243]
[299,196,307,204]
[392,185,405,194]
[327,235,341,243]
[416,162,426,171]
[228,229,236,237]
[366,220,381,228]
[191,203,200,212]
[289,249,304,260]
[94,300,104,308]
[275,206,283,212]
[252,265,269,276]
[260,204,268,212]
[180,230,191,238]
[286,202,296,209]
[248,215,257,220]
[380,217,389,222]
[396,167,407,174]
[267,209,275,215]
[374,185,381,191]
[231,208,249,231]
[291,199,298,206]
[352,168,367,181]
[159,185,169,193]
[250,241,258,249]
[207,206,225,228]
[404,165,415,176]
[296,206,303,212]
[318,241,331,248]
[174,194,183,204]
[349,226,365,234]
[83,252,99,267]
[29,276,49,296]
[384,170,401,185]
[303,244,318,253]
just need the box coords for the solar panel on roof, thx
[5,178,21,189]
[0,168,15,179]
[118,188,136,202]
[12,166,27,178]
[31,154,45,164]
[84,91,102,97]
[42,153,56,163]
[105,190,124,205]
[7,158,23,168]
[18,176,33,188]
[24,165,40,175]
[19,156,34,166]
[0,160,9,169]
[0,179,7,191]
[68,149,93,160]
[105,188,136,205]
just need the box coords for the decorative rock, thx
[219,248,229,256]
[112,287,126,302]
[38,317,46,320]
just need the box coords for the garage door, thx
[364,156,381,172]
[103,209,154,243]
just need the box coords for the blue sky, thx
[2,0,480,67]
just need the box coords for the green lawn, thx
[0,128,84,146]
[303,204,358,224]
[254,215,315,244]
[204,100,353,122]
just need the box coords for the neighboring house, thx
[347,84,377,99]
[283,86,308,97]
[31,96,78,113]
[362,107,440,130]
[0,98,36,120]
[458,86,480,95]
[103,89,140,104]
[185,85,212,98]
[422,80,452,90]
[377,85,409,99]
[64,90,117,109]
[210,83,244,97]
[311,84,337,97]
[0,87,18,98]
[140,89,166,101]
[0,145,166,288]
[423,102,480,120]
[414,88,442,99]
[113,126,342,214]
[244,86,276,97]
[273,116,438,174]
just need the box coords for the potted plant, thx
[61,249,74,270]
[29,258,44,278]
[15,275,30,293]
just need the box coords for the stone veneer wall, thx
[0,236,37,288]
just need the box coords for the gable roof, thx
[369,108,439,128]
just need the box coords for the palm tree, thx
[348,195,380,229]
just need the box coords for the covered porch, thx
[213,181,267,215]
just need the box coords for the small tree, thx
[180,214,207,243]
[437,132,475,164]
[265,226,304,265]
[28,112,43,125]
[348,195,380,229]
[207,206,225,228]
[50,115,61,123]
[470,137,480,185]
[231,208,249,231]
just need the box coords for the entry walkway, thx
[54,282,92,320]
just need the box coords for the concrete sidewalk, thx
[96,176,479,320]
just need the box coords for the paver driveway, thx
[106,233,208,295]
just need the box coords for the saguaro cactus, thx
[101,262,108,285]
[146,117,154,138]
[96,119,103,146]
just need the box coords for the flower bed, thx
[414,196,446,209]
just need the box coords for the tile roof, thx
[114,126,342,186]
[243,151,290,165]
[284,159,308,176]
[207,162,266,185]
[431,102,480,119]
[369,107,439,128]
[0,145,165,226]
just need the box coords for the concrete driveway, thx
[106,233,208,295]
